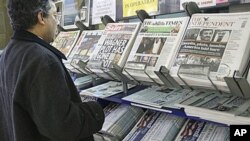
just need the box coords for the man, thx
[0,0,104,141]
[214,30,227,42]
[199,29,213,41]
[136,38,153,54]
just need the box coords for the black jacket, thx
[0,30,104,141]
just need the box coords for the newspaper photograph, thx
[70,30,103,71]
[51,30,80,57]
[175,119,206,141]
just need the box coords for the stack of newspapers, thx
[73,75,93,90]
[176,90,250,125]
[122,86,191,109]
[51,30,81,72]
[52,30,81,57]
[174,119,229,141]
[95,103,144,141]
[87,23,141,79]
[170,12,250,92]
[80,81,135,98]
[69,30,103,73]
[123,110,186,141]
[124,17,189,84]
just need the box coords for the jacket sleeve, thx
[28,62,105,141]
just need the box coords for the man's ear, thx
[37,11,46,25]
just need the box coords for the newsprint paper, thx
[123,17,189,84]
[170,12,250,92]
[176,90,250,125]
[51,30,80,57]
[70,30,103,73]
[87,23,141,79]
[174,119,229,141]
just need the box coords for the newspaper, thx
[170,12,250,92]
[123,110,160,141]
[51,30,80,57]
[176,91,250,124]
[175,119,229,141]
[123,17,190,84]
[141,113,186,141]
[101,104,144,140]
[107,106,144,140]
[87,23,141,79]
[68,30,103,73]
[122,86,191,109]
[174,119,206,141]
[196,122,229,141]
[69,30,103,73]
[80,81,135,98]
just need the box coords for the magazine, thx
[87,23,141,79]
[170,12,250,92]
[123,17,190,84]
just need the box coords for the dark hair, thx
[200,29,213,35]
[7,0,53,31]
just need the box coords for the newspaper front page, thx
[87,23,141,79]
[51,30,80,57]
[124,17,189,84]
[69,30,103,73]
[170,12,250,92]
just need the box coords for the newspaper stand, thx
[101,15,115,26]
[224,70,250,98]
[75,21,90,30]
[84,60,135,95]
[182,1,201,17]
[86,60,117,80]
[136,9,152,22]
[154,66,182,89]
[182,2,250,98]
[177,64,222,94]
[123,61,162,87]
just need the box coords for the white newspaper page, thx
[171,12,250,92]
[124,17,189,84]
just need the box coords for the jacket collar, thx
[12,30,67,60]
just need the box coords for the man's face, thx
[200,30,213,41]
[217,31,226,38]
[44,1,58,43]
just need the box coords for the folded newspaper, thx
[80,81,135,98]
[174,119,229,141]
[122,86,191,109]
[123,110,186,141]
[69,30,103,73]
[176,90,250,125]
[123,17,190,84]
[170,12,250,93]
[98,103,144,140]
[87,23,141,79]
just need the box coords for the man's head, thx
[199,29,213,41]
[8,0,58,43]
